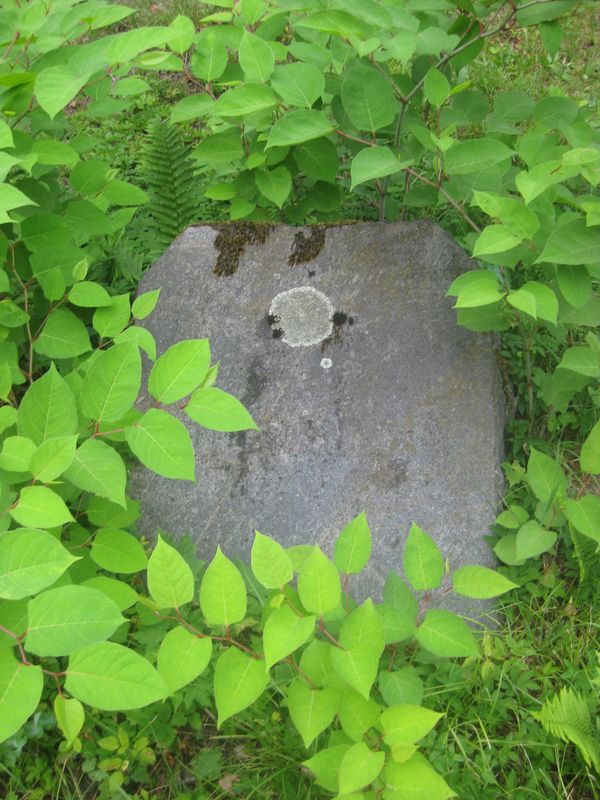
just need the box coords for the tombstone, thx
[133,221,504,614]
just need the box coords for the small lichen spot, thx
[269,286,334,347]
[321,358,333,369]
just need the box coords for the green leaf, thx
[379,667,423,707]
[69,281,112,308]
[384,753,456,799]
[333,512,372,574]
[251,531,293,589]
[0,651,43,744]
[471,191,539,239]
[255,166,291,208]
[0,184,35,221]
[473,225,522,257]
[92,294,130,338]
[287,677,338,747]
[132,289,161,320]
[70,160,110,196]
[157,626,212,693]
[298,9,365,37]
[199,546,247,626]
[54,695,84,745]
[294,138,338,183]
[526,447,566,505]
[0,528,78,600]
[102,180,148,207]
[36,67,90,119]
[452,566,517,599]
[447,271,504,308]
[376,604,416,644]
[191,29,228,81]
[263,606,315,670]
[383,572,418,620]
[25,585,124,657]
[381,704,444,746]
[186,386,258,432]
[126,409,195,481]
[214,646,268,726]
[536,218,600,265]
[350,147,408,190]
[147,535,194,609]
[423,68,450,107]
[515,520,557,560]
[0,435,35,472]
[403,523,444,591]
[30,436,78,483]
[565,495,600,544]
[338,741,385,793]
[81,343,141,424]
[303,745,350,793]
[82,576,139,611]
[171,93,214,123]
[11,486,73,528]
[338,688,380,741]
[18,365,78,445]
[267,110,335,149]
[64,439,127,507]
[65,642,167,710]
[581,420,600,474]
[557,346,599,378]
[212,84,277,118]
[556,265,591,308]
[330,643,380,699]
[271,63,325,108]
[339,600,384,652]
[445,138,514,175]
[239,30,274,82]
[149,339,210,404]
[33,308,92,358]
[32,140,79,169]
[168,13,195,53]
[90,528,148,574]
[516,161,578,205]
[0,120,14,149]
[416,610,478,658]
[297,547,341,615]
[341,62,398,131]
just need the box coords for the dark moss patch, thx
[211,222,272,277]
[288,225,326,266]
[332,311,347,326]
[266,313,283,339]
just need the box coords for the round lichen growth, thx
[269,286,334,347]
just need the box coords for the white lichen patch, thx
[320,358,332,369]
[269,286,334,347]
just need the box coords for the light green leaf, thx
[556,265,591,308]
[32,140,79,169]
[0,120,14,149]
[526,447,566,504]
[383,572,418,620]
[81,342,141,424]
[70,160,110,196]
[515,520,557,560]
[65,642,167,710]
[581,420,600,474]
[452,566,517,598]
[384,753,456,799]
[25,585,124,657]
[126,409,195,481]
[403,523,444,591]
[92,294,130,338]
[0,435,35,473]
[82,577,139,611]
[168,14,195,53]
[212,84,277,118]
[339,600,384,653]
[333,512,372,574]
[191,30,228,81]
[18,364,78,445]
[287,677,338,747]
[147,535,194,609]
[64,439,127,508]
[338,688,380,742]
[171,93,214,123]
[262,606,315,671]
[186,386,257,432]
[30,436,78,483]
[379,667,423,707]
[0,528,78,600]
[239,30,274,82]
[294,138,338,183]
[472,225,522,257]
[376,604,416,644]
[447,270,504,308]
[157,626,212,693]
[267,110,335,149]
[0,183,35,221]
[271,63,325,108]
[536,218,600,265]
[255,166,291,208]
[149,339,210,404]
[564,495,600,544]
[341,62,398,131]
[54,695,84,745]
[416,610,478,658]
[330,643,380,699]
[557,346,599,377]
[297,547,341,615]
[339,741,385,793]
[102,180,148,207]
[214,646,268,726]
[33,310,91,360]
[303,745,350,793]
[36,67,90,119]
[445,138,514,175]
[251,531,293,589]
[350,147,408,190]
[298,9,365,37]
[0,651,43,744]
[90,528,148,574]
[132,289,161,320]
[199,546,247,626]
[423,68,450,107]
[10,486,74,528]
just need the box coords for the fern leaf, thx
[534,687,600,771]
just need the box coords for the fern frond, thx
[533,687,600,771]
[142,119,199,252]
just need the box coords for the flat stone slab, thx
[133,221,504,613]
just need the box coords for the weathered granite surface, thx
[133,221,504,615]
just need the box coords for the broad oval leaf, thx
[0,528,78,600]
[17,364,78,445]
[0,651,43,744]
[186,386,257,432]
[341,62,398,131]
[199,547,247,626]
[214,646,268,726]
[271,62,325,108]
[384,753,457,799]
[147,535,194,609]
[90,528,148,574]
[402,523,444,591]
[65,642,167,710]
[148,339,210,404]
[581,419,600,474]
[29,436,78,483]
[54,695,85,745]
[125,408,195,481]
[64,438,127,508]
[297,547,341,615]
[33,309,91,359]
[287,677,338,748]
[416,610,478,658]
[81,342,142,424]
[239,30,274,82]
[381,704,444,745]
[338,741,385,794]
[36,66,90,119]
[263,606,315,671]
[10,485,74,528]
[452,566,517,599]
[330,643,380,699]
[333,512,372,575]
[157,626,212,693]
[267,110,335,149]
[251,531,293,589]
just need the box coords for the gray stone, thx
[133,221,504,616]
